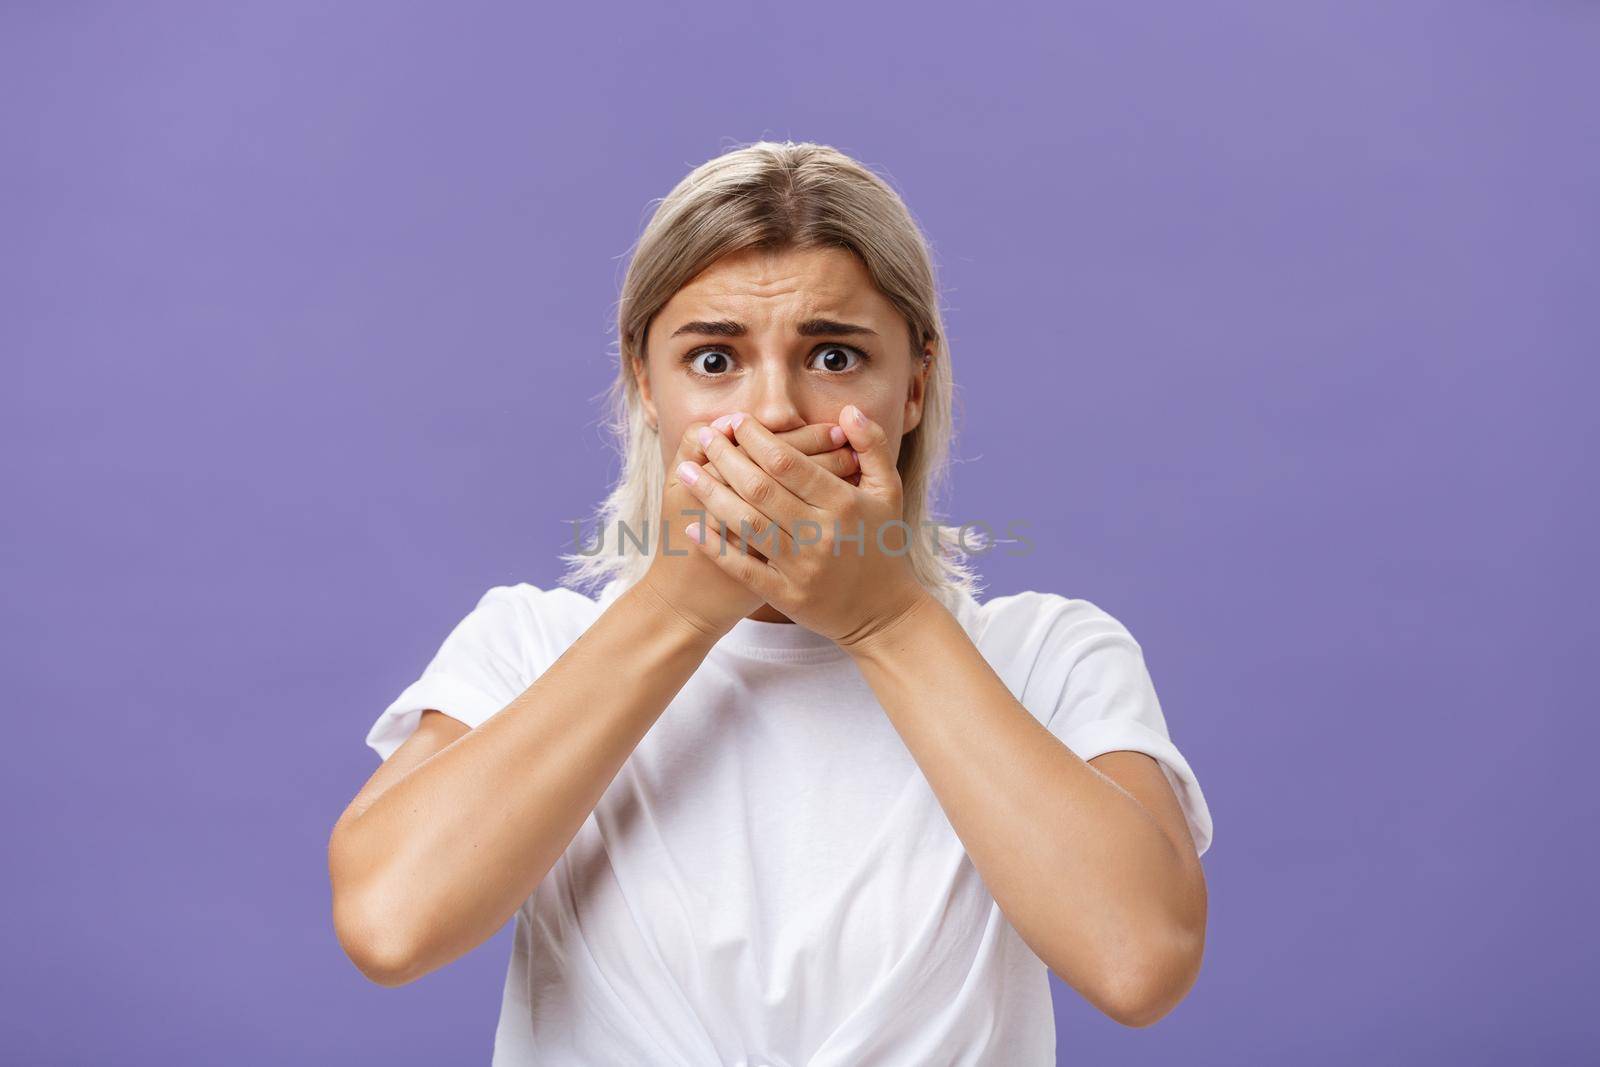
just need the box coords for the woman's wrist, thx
[836,585,944,663]
[623,572,735,650]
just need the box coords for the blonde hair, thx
[558,139,985,611]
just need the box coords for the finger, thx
[836,404,897,493]
[669,499,768,561]
[683,518,780,600]
[716,509,769,561]
[772,421,850,457]
[806,444,860,482]
[695,416,855,491]
[677,422,736,487]
[671,424,764,558]
[700,417,819,530]
[723,413,852,511]
[710,415,846,459]
[676,455,796,562]
[688,504,773,562]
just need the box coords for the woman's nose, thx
[743,365,807,433]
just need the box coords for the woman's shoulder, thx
[955,586,1144,662]
[468,579,610,643]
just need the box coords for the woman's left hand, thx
[673,404,934,650]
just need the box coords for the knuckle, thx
[746,477,775,508]
[767,449,798,477]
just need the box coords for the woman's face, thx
[635,245,932,471]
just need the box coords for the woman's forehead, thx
[658,248,891,331]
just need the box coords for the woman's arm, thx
[673,407,1207,1026]
[844,595,1208,1028]
[329,420,852,987]
[327,580,720,987]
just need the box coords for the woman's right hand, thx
[640,419,859,638]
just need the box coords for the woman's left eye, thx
[810,344,869,373]
[682,344,870,379]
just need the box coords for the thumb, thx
[839,405,897,492]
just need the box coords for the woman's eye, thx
[811,345,867,373]
[686,349,734,376]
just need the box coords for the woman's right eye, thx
[684,348,734,377]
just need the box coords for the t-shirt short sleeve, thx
[365,585,537,762]
[980,591,1214,858]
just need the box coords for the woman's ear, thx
[904,347,933,434]
[632,355,659,432]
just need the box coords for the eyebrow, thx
[668,318,879,339]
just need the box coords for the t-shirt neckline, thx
[718,613,847,661]
[596,577,848,662]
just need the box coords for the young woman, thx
[329,140,1213,1066]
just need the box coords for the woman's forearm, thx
[329,580,718,985]
[843,593,1203,1019]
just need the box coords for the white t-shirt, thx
[366,578,1213,1066]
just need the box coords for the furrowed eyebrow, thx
[797,318,878,338]
[668,318,879,339]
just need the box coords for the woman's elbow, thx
[1091,925,1206,1028]
[329,827,426,987]
[344,937,422,989]
[333,888,427,987]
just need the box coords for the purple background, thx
[5,2,1595,1063]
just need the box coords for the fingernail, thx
[685,521,704,543]
[711,414,732,431]
[829,425,847,447]
[677,460,700,485]
[697,426,714,448]
[850,405,869,428]
[729,412,746,431]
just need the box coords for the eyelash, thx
[680,343,873,379]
